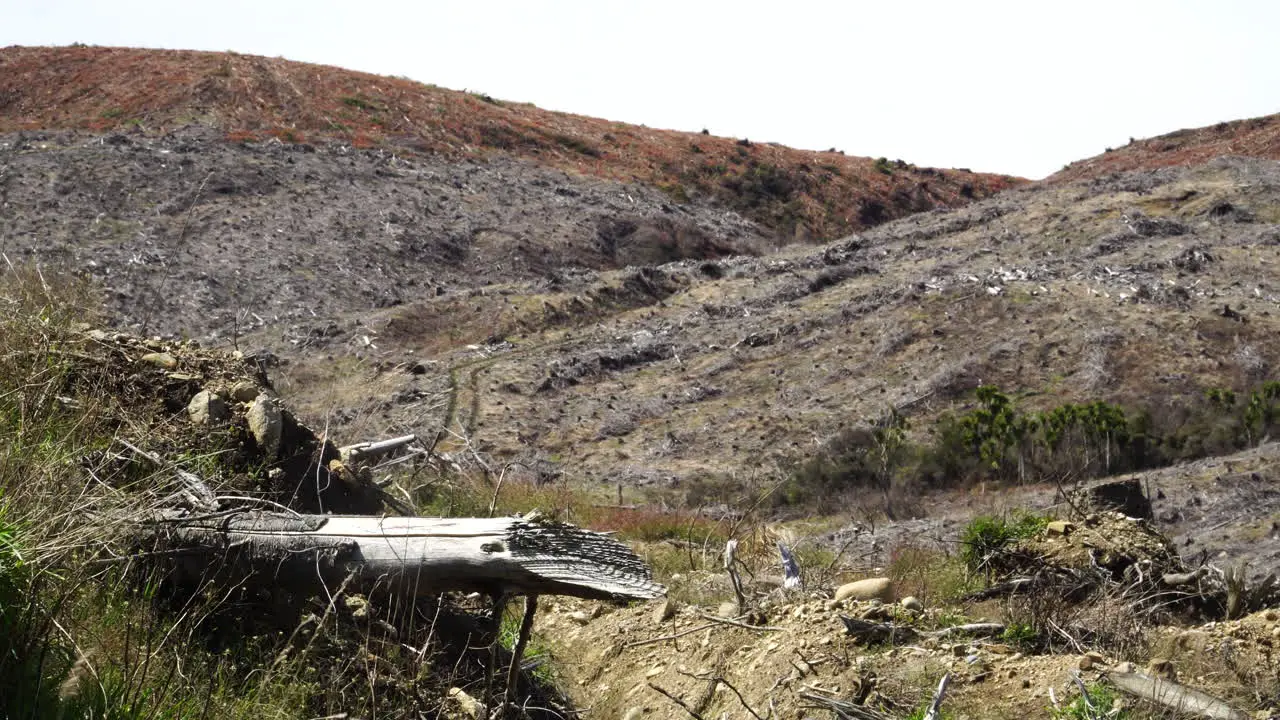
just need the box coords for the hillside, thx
[1052,112,1280,182]
[0,45,1019,240]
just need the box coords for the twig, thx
[694,611,784,632]
[624,622,719,649]
[504,594,538,716]
[677,670,763,720]
[923,673,951,720]
[648,683,705,720]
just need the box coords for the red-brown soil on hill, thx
[1052,113,1280,182]
[0,45,1021,238]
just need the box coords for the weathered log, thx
[339,434,418,465]
[143,510,664,601]
[1106,671,1247,720]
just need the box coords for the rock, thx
[652,598,677,623]
[1112,661,1135,674]
[139,352,177,369]
[343,594,370,618]
[187,390,229,425]
[1046,520,1075,535]
[568,610,591,625]
[900,596,924,612]
[622,708,644,720]
[247,394,283,459]
[717,601,739,618]
[444,687,484,719]
[1146,657,1176,679]
[834,578,894,604]
[228,380,260,402]
[645,665,664,678]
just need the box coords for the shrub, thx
[960,512,1046,572]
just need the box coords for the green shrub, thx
[960,512,1046,572]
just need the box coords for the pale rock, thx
[187,390,229,425]
[139,352,178,369]
[1046,520,1075,535]
[900,596,924,612]
[569,610,591,625]
[247,394,283,459]
[444,687,484,719]
[717,601,738,618]
[652,598,677,623]
[1146,658,1176,679]
[834,577,894,604]
[228,380,260,402]
[622,709,644,720]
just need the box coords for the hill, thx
[1052,112,1280,182]
[0,45,1019,241]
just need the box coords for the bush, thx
[960,512,1046,572]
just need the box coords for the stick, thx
[648,683,705,720]
[923,673,951,720]
[504,594,538,714]
[694,612,784,632]
[624,622,719,649]
[338,434,417,464]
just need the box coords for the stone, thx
[900,596,924,612]
[652,598,677,623]
[1146,658,1176,679]
[187,390,229,425]
[1112,661,1135,674]
[1046,520,1075,535]
[717,601,739,618]
[834,578,894,604]
[444,687,484,719]
[228,380,260,402]
[139,352,177,369]
[247,394,283,459]
[568,610,591,625]
[622,709,644,720]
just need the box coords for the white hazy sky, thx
[5,0,1278,179]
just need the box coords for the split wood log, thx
[1106,671,1247,720]
[339,434,418,466]
[142,510,665,601]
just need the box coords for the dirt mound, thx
[0,45,1020,239]
[54,326,384,514]
[1051,113,1280,182]
[539,514,1280,719]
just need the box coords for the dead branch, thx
[694,611,784,632]
[338,434,417,466]
[923,673,951,720]
[1106,670,1248,720]
[797,690,893,720]
[648,683,705,720]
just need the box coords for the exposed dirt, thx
[0,45,1020,240]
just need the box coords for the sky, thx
[4,0,1279,179]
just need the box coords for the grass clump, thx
[1052,681,1128,719]
[960,511,1047,572]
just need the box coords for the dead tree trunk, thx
[141,510,665,601]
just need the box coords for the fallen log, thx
[141,510,665,601]
[1106,671,1247,720]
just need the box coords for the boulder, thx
[834,577,895,604]
[187,390,229,425]
[247,394,283,459]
